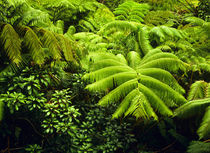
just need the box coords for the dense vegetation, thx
[0,0,209,152]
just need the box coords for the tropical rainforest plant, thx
[83,50,187,120]
[174,81,210,140]
[114,1,150,23]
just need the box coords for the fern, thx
[114,1,150,23]
[83,51,186,120]
[188,81,210,101]
[197,106,210,139]
[0,24,22,64]
[175,81,210,139]
[187,141,210,153]
[149,25,185,45]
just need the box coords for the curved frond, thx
[188,81,209,101]
[38,28,61,60]
[0,24,22,64]
[126,51,141,68]
[174,98,210,119]
[98,79,138,106]
[20,26,45,65]
[197,106,210,139]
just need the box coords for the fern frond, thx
[140,75,186,107]
[138,83,173,116]
[124,91,158,120]
[197,106,210,139]
[188,81,209,101]
[126,51,141,68]
[84,51,185,119]
[114,1,150,23]
[187,141,210,153]
[98,79,138,106]
[85,72,137,92]
[138,68,185,94]
[174,98,210,119]
[138,26,153,55]
[83,66,134,83]
[55,34,76,62]
[138,58,187,72]
[38,28,61,60]
[20,26,45,65]
[0,24,22,64]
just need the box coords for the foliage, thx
[187,141,210,153]
[197,0,210,21]
[114,1,150,23]
[174,81,210,140]
[83,51,186,119]
[0,0,210,152]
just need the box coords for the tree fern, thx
[114,1,150,23]
[187,141,210,153]
[0,24,22,64]
[175,81,210,139]
[149,25,185,45]
[83,51,186,119]
[99,21,153,56]
[188,81,210,101]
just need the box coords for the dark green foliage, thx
[197,0,210,21]
[187,141,210,153]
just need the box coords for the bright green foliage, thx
[144,10,179,26]
[114,1,150,23]
[78,7,115,32]
[83,51,186,119]
[187,81,210,101]
[149,25,185,45]
[99,21,153,56]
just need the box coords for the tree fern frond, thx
[138,68,185,94]
[55,34,76,63]
[174,98,210,119]
[116,54,128,65]
[20,26,45,65]
[83,66,134,83]
[185,17,205,26]
[85,72,137,92]
[139,75,186,107]
[197,106,210,139]
[188,81,209,101]
[138,58,187,72]
[84,51,186,119]
[137,26,153,56]
[138,83,173,116]
[98,79,138,106]
[112,88,139,118]
[38,28,62,60]
[99,21,138,35]
[187,141,210,153]
[140,52,179,65]
[126,51,141,68]
[114,1,150,23]
[0,24,22,64]
[124,90,158,120]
